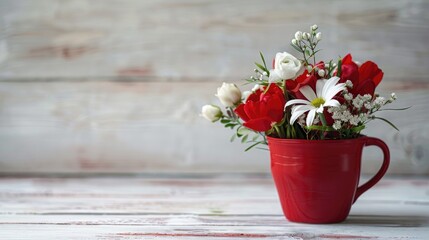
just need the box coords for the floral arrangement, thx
[201,25,404,151]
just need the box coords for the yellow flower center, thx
[311,97,325,108]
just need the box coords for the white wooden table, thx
[0,174,428,239]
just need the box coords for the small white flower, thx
[374,96,386,106]
[333,121,342,130]
[252,84,261,92]
[285,76,346,126]
[345,80,353,88]
[318,69,325,77]
[215,82,242,107]
[364,102,372,110]
[344,93,353,101]
[201,105,222,122]
[262,71,268,76]
[391,92,397,100]
[349,115,360,126]
[311,24,318,31]
[269,52,304,83]
[316,32,322,41]
[295,31,303,41]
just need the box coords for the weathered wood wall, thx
[0,0,428,174]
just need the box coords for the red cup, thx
[268,136,390,223]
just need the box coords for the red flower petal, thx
[243,118,273,132]
[359,61,384,87]
[353,79,376,97]
[234,104,250,122]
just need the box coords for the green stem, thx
[318,112,327,140]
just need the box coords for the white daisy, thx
[285,76,346,126]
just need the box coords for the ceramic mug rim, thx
[267,135,368,145]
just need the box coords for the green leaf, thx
[290,43,303,53]
[230,134,236,142]
[241,134,248,143]
[373,116,399,131]
[305,49,311,57]
[380,106,411,111]
[305,125,336,131]
[309,49,322,57]
[237,127,251,136]
[224,123,236,129]
[220,119,230,124]
[245,142,262,152]
[254,62,267,72]
[336,58,342,76]
[351,125,365,133]
[252,134,259,141]
[259,52,268,71]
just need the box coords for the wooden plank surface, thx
[0,175,428,239]
[0,80,428,174]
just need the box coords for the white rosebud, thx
[311,24,318,31]
[294,31,302,41]
[262,71,268,76]
[215,82,242,107]
[201,105,222,122]
[291,39,298,45]
[316,32,322,41]
[318,69,325,77]
[306,65,313,72]
[268,52,304,83]
[391,92,397,100]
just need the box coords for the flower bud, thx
[318,69,325,77]
[291,39,298,45]
[294,31,302,41]
[306,65,313,72]
[311,24,318,31]
[303,32,310,40]
[316,32,322,41]
[215,82,242,107]
[201,105,222,122]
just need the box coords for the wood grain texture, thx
[0,0,428,80]
[0,80,428,174]
[0,0,428,174]
[0,175,428,239]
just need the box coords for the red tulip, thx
[235,84,285,132]
[338,54,384,97]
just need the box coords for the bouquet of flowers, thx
[201,25,404,151]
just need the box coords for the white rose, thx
[201,105,222,122]
[269,52,304,83]
[215,82,242,107]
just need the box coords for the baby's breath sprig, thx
[245,52,269,86]
[290,24,322,67]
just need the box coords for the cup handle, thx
[353,137,390,203]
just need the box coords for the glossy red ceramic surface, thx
[268,136,390,224]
